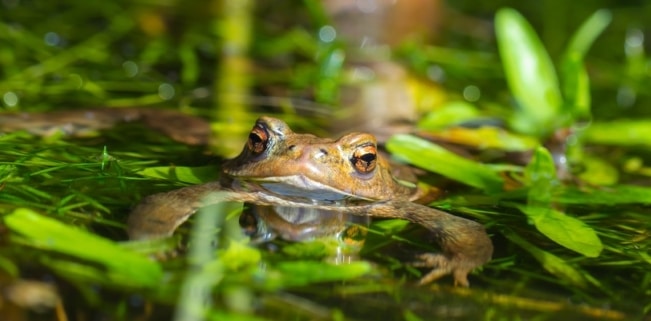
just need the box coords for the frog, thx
[127,116,493,286]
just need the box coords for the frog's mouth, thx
[231,175,376,205]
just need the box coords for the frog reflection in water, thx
[128,116,493,286]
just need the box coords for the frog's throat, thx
[229,175,378,205]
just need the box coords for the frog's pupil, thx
[360,153,376,163]
[248,131,267,154]
[352,152,376,173]
[249,132,261,143]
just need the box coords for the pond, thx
[0,1,649,320]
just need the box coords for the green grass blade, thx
[504,229,589,287]
[563,10,612,60]
[417,101,480,129]
[582,121,651,146]
[518,206,603,258]
[561,56,592,120]
[4,208,162,288]
[386,134,504,192]
[522,147,603,257]
[554,185,651,205]
[495,8,563,136]
[561,10,611,121]
[137,165,219,184]
[525,146,558,205]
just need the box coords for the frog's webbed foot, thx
[412,253,472,287]
[361,201,492,286]
[413,218,492,287]
[411,216,493,287]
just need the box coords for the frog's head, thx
[222,117,412,202]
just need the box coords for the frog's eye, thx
[351,144,377,174]
[247,124,269,154]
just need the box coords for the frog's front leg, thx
[127,182,265,240]
[363,201,492,287]
[126,181,316,239]
[128,182,219,240]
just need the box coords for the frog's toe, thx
[413,253,471,287]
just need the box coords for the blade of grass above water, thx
[503,229,590,287]
[523,147,603,258]
[417,101,480,129]
[525,146,559,205]
[517,205,603,258]
[138,165,219,184]
[560,9,611,120]
[419,127,538,151]
[582,120,651,146]
[386,134,504,192]
[563,9,612,58]
[554,185,651,205]
[495,8,563,137]
[4,208,162,288]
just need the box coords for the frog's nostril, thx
[304,147,328,161]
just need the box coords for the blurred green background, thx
[1,1,651,320]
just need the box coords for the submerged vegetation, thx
[1,1,651,320]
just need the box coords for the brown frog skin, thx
[127,116,493,286]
